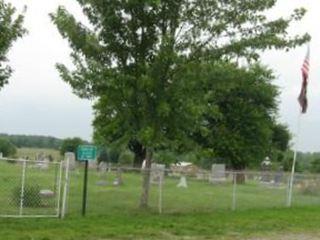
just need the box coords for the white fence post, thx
[19,160,27,216]
[61,158,70,218]
[56,161,63,217]
[232,172,237,211]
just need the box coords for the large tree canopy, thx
[192,62,290,171]
[51,0,309,148]
[0,0,26,90]
[51,0,309,207]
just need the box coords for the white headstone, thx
[64,152,76,170]
[151,163,165,184]
[40,189,55,198]
[210,164,226,183]
[177,175,188,188]
[96,162,108,186]
[0,152,3,159]
[89,160,97,169]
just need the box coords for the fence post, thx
[158,170,163,214]
[61,158,70,218]
[232,172,237,211]
[56,161,63,217]
[286,173,291,207]
[19,160,27,216]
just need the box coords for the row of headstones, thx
[151,163,285,187]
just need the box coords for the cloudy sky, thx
[0,0,319,152]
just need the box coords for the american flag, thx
[298,47,310,114]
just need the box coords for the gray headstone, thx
[89,160,97,169]
[0,152,3,159]
[274,167,284,186]
[40,159,49,170]
[98,162,108,172]
[261,157,272,183]
[151,163,165,184]
[210,164,226,183]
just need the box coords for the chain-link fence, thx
[1,158,319,218]
[62,165,320,216]
[0,158,63,217]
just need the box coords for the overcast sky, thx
[0,0,319,152]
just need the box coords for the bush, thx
[0,138,17,157]
[119,150,134,166]
[12,184,41,207]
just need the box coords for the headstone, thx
[40,158,49,170]
[40,189,55,198]
[151,163,165,184]
[0,152,3,159]
[274,167,284,186]
[98,162,108,173]
[96,180,108,186]
[89,160,97,169]
[209,164,226,183]
[35,157,49,170]
[177,175,188,188]
[64,152,76,170]
[261,157,272,183]
[107,162,112,172]
[96,162,108,186]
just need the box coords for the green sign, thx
[77,145,97,161]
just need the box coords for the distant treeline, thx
[0,134,63,149]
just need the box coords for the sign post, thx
[77,145,97,217]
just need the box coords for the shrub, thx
[12,184,41,207]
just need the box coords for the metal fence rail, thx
[1,158,319,218]
[64,165,320,216]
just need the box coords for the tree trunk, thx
[128,140,146,168]
[139,148,152,208]
[133,151,145,168]
[236,172,246,184]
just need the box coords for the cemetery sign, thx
[77,145,97,161]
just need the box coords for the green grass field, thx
[16,148,61,161]
[1,159,320,217]
[1,207,320,239]
[1,148,320,239]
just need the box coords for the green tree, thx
[97,147,109,163]
[60,137,85,159]
[310,158,320,173]
[269,123,291,166]
[0,0,26,90]
[51,0,308,207]
[0,138,17,157]
[193,63,280,175]
[271,124,291,152]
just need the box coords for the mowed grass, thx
[1,207,320,239]
[1,159,320,217]
[1,151,320,239]
[16,148,61,161]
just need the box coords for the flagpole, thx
[287,112,302,207]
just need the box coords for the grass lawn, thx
[1,207,320,239]
[1,149,320,239]
[16,148,61,161]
